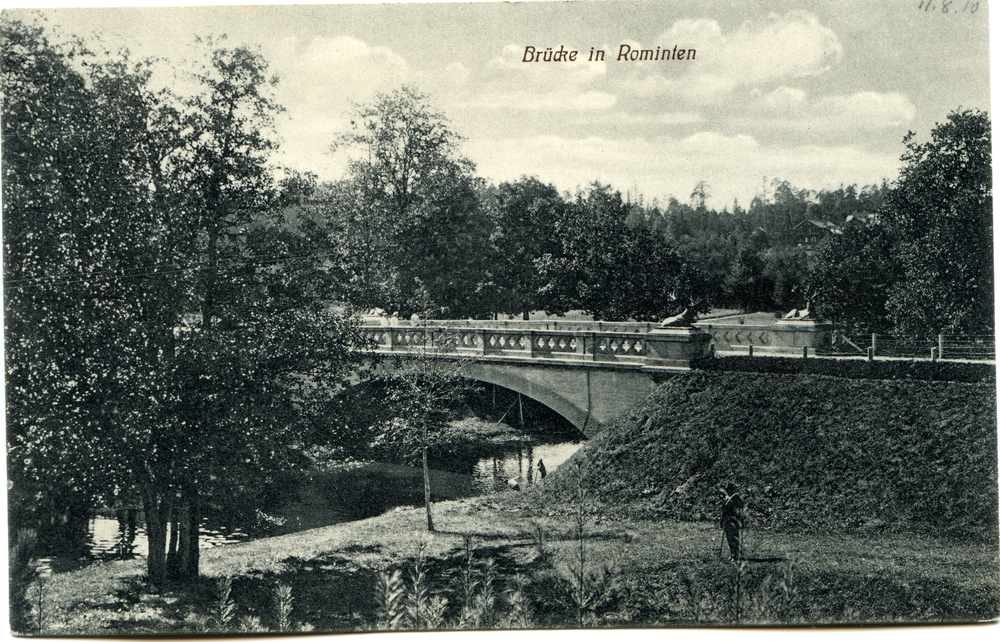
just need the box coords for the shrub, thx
[693,355,995,383]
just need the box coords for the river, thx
[81,439,584,560]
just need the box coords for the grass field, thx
[24,493,999,635]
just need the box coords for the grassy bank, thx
[541,372,998,538]
[25,494,999,634]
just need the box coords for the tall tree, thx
[882,109,993,336]
[4,19,166,554]
[724,229,773,312]
[486,176,567,318]
[4,22,367,586]
[808,217,901,333]
[536,183,706,321]
[762,246,810,312]
[330,86,490,318]
[372,352,469,532]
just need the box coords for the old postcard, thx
[3,0,996,637]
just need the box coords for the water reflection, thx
[81,441,584,559]
[88,515,248,559]
[472,441,583,494]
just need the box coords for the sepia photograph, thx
[2,0,997,636]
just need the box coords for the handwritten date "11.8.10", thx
[917,1,980,13]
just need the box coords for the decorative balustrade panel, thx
[361,324,655,365]
[483,331,528,354]
[592,333,647,361]
[525,332,583,358]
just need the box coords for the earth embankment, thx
[542,371,998,538]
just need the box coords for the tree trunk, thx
[140,485,170,589]
[175,488,200,580]
[166,506,180,578]
[422,445,434,532]
[186,495,200,578]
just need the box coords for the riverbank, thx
[31,493,999,635]
[24,372,999,633]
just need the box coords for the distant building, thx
[793,212,879,253]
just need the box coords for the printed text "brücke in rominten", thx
[522,45,696,62]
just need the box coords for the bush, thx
[692,355,995,383]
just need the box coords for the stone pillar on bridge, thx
[772,318,833,356]
[643,326,712,369]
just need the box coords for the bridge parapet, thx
[693,317,833,356]
[361,321,711,371]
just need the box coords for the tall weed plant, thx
[203,575,312,633]
[556,461,621,627]
[370,540,534,631]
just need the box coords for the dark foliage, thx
[543,372,997,538]
[692,355,996,383]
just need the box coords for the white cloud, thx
[443,62,471,85]
[763,86,808,111]
[751,89,916,132]
[721,11,843,84]
[638,12,843,103]
[269,35,409,110]
[265,35,411,181]
[660,18,726,51]
[815,92,916,128]
[586,111,705,127]
[465,132,899,209]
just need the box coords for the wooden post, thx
[748,344,753,357]
[938,333,945,360]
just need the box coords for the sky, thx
[3,1,992,210]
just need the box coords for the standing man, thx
[720,483,745,560]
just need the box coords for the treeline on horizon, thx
[297,89,990,338]
[305,171,892,323]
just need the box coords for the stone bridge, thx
[359,320,712,437]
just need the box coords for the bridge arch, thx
[455,361,659,439]
[457,362,593,437]
[356,359,658,439]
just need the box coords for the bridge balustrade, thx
[360,321,710,370]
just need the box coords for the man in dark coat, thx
[720,483,745,560]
